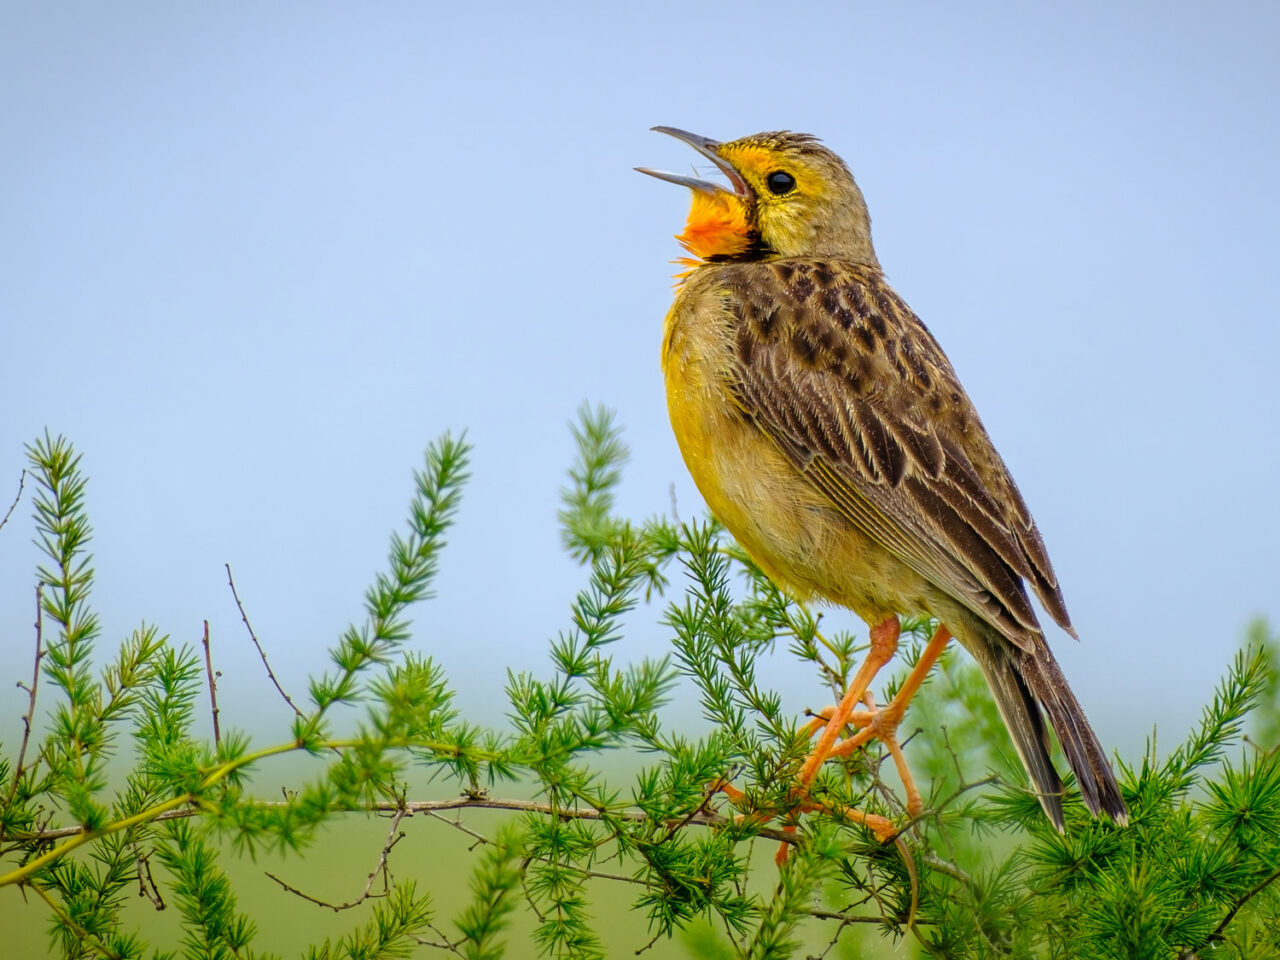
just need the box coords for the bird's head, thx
[638,127,877,267]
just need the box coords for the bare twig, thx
[424,811,641,886]
[719,909,746,956]
[10,785,816,874]
[225,563,303,717]
[0,469,24,533]
[893,775,1000,840]
[658,780,722,845]
[519,856,545,922]
[921,853,973,885]
[416,922,466,955]
[1242,735,1280,761]
[805,907,932,925]
[18,794,806,845]
[635,930,663,955]
[135,848,165,910]
[424,810,492,850]
[3,585,46,830]
[263,871,349,910]
[811,914,852,959]
[809,893,878,960]
[266,806,410,911]
[351,805,409,901]
[426,810,490,852]
[200,620,221,749]
[1207,863,1280,944]
[940,726,966,782]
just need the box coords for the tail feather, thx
[1017,645,1129,825]
[971,635,1128,828]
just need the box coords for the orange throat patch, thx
[675,190,753,264]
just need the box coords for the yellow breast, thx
[660,277,904,623]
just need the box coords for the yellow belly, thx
[661,297,910,626]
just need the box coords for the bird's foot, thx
[705,617,903,868]
[708,779,897,867]
[815,692,922,818]
[708,621,952,873]
[796,616,902,787]
[816,623,953,819]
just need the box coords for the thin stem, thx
[2,585,45,834]
[201,620,221,748]
[29,882,126,960]
[2,736,497,885]
[416,922,466,955]
[12,790,802,853]
[0,468,24,532]
[226,563,303,717]
[265,806,410,911]
[134,847,165,910]
[2,791,196,888]
[1209,863,1280,943]
[894,775,1001,838]
[805,907,931,926]
[425,811,642,886]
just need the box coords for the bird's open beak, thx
[636,126,750,197]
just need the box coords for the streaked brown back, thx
[717,258,1072,650]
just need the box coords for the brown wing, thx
[719,258,1072,651]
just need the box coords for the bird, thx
[637,127,1128,835]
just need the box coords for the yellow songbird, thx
[639,127,1127,834]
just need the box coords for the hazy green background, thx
[1,758,905,958]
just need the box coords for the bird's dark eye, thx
[765,170,796,195]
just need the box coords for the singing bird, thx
[639,127,1127,831]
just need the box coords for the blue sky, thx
[2,2,1277,758]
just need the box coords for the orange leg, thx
[768,617,899,866]
[797,616,901,788]
[800,697,874,738]
[712,617,947,888]
[827,623,953,816]
[799,797,898,843]
[771,799,898,868]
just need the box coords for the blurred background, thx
[2,1,1277,954]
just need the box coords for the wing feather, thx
[724,260,1072,649]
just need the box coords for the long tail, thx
[970,634,1128,829]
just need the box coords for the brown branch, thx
[940,725,966,783]
[225,563,303,717]
[18,794,805,845]
[811,893,879,960]
[806,907,933,926]
[519,855,544,922]
[1242,735,1280,761]
[425,810,642,886]
[425,810,491,852]
[892,774,1001,840]
[135,847,165,911]
[265,807,410,911]
[0,468,24,533]
[263,871,351,910]
[921,853,973,886]
[200,620,221,749]
[2,585,46,832]
[416,922,466,955]
[659,779,724,845]
[635,930,663,955]
[1208,863,1280,944]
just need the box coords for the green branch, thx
[4,418,1279,959]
